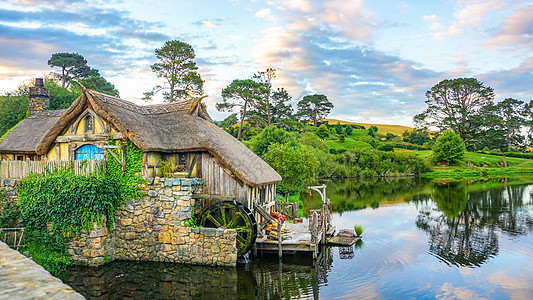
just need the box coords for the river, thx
[63,177,533,299]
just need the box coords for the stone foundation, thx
[1,177,238,267]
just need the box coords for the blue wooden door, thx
[75,144,104,160]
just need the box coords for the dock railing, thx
[0,159,105,179]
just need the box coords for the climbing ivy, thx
[105,139,145,201]
[18,168,121,274]
[18,169,121,234]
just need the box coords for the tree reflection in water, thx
[416,180,533,267]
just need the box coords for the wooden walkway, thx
[254,220,323,258]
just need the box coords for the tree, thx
[252,68,276,127]
[219,113,238,128]
[315,124,330,139]
[414,78,495,144]
[148,40,204,102]
[296,94,334,126]
[251,125,297,156]
[345,125,353,136]
[335,122,343,135]
[48,53,100,88]
[79,76,119,97]
[263,143,319,201]
[432,129,466,164]
[494,98,525,151]
[270,88,294,121]
[217,79,267,140]
[0,93,27,138]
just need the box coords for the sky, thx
[1,0,532,126]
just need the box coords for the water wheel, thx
[199,201,257,257]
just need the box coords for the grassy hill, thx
[323,118,414,136]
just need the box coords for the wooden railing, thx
[0,159,105,179]
[0,228,25,250]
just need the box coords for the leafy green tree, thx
[315,124,330,139]
[251,125,297,156]
[296,94,334,126]
[147,40,204,102]
[252,68,276,127]
[369,125,378,133]
[0,92,27,137]
[495,98,525,151]
[432,129,466,163]
[217,79,267,140]
[402,129,431,145]
[79,76,119,97]
[263,143,319,201]
[48,52,92,88]
[45,78,81,110]
[345,125,353,136]
[335,122,343,135]
[219,113,238,128]
[339,134,346,143]
[270,88,294,121]
[414,78,494,144]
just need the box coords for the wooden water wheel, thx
[199,201,257,257]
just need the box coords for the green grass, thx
[397,149,533,179]
[324,138,373,150]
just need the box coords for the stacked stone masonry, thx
[0,177,238,268]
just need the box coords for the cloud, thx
[252,1,443,125]
[482,4,533,50]
[434,0,505,38]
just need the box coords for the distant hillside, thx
[323,119,414,136]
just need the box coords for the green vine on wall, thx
[106,139,145,201]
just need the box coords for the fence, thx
[0,159,105,179]
[0,228,25,250]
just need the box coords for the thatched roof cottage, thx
[0,79,281,206]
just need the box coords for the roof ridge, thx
[88,90,196,115]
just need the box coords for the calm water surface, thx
[63,178,533,299]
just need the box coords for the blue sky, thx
[1,0,532,125]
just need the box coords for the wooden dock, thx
[254,220,323,258]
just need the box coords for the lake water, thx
[63,178,533,299]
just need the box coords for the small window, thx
[16,155,24,161]
[85,115,94,133]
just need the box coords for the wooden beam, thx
[191,194,235,201]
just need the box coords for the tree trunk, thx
[170,82,175,102]
[237,101,248,141]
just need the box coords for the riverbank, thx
[0,241,84,299]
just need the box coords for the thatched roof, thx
[37,89,281,187]
[0,110,65,154]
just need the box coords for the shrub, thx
[432,129,466,164]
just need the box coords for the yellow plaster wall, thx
[47,145,57,160]
[60,143,69,160]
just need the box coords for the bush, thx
[432,129,466,164]
[378,143,394,152]
[316,124,330,139]
[251,125,297,156]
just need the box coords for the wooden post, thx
[278,219,282,258]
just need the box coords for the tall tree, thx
[414,78,495,144]
[148,40,204,102]
[296,94,334,126]
[217,79,266,140]
[48,53,94,88]
[252,68,276,126]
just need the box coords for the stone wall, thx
[113,177,237,266]
[67,219,115,267]
[0,178,20,202]
[1,177,238,267]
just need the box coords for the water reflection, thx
[64,246,336,299]
[415,180,533,267]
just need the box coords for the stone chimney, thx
[28,78,49,115]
